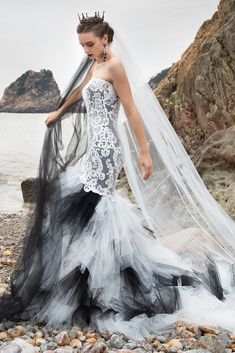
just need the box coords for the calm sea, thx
[0,113,47,213]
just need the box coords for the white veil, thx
[2,17,235,335]
[111,25,235,275]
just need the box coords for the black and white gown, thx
[1,77,235,340]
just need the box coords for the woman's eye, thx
[80,43,94,48]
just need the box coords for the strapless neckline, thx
[82,77,117,94]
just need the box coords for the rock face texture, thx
[155,0,235,157]
[0,69,60,113]
[21,178,38,203]
[194,126,235,220]
[153,0,235,219]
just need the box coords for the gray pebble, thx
[40,344,49,352]
[25,325,34,332]
[184,350,211,353]
[199,336,213,346]
[155,335,167,343]
[169,347,179,353]
[68,330,77,340]
[123,342,138,349]
[25,332,35,338]
[133,348,148,353]
[47,341,58,349]
[217,332,231,344]
[109,334,126,349]
[199,336,226,353]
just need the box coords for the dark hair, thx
[76,15,114,44]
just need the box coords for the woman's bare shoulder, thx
[110,55,123,66]
[109,55,126,76]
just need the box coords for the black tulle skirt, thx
[0,162,230,340]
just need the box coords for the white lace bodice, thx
[78,77,125,196]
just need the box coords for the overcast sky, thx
[0,0,220,97]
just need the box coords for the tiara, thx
[77,11,105,22]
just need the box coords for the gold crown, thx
[77,11,105,22]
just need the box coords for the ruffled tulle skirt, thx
[1,164,235,340]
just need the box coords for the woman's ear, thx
[103,34,108,43]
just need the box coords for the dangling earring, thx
[102,43,107,62]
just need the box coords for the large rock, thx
[155,0,235,157]
[194,126,235,219]
[0,69,60,113]
[21,178,38,203]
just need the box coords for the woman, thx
[45,17,153,182]
[1,11,235,340]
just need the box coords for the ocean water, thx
[0,113,47,213]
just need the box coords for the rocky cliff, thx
[153,0,235,219]
[155,0,235,157]
[148,65,173,89]
[194,126,235,219]
[0,69,60,113]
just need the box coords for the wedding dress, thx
[1,27,235,340]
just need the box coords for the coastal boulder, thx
[0,69,60,113]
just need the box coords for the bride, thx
[0,11,235,340]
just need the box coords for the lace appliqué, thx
[79,78,125,196]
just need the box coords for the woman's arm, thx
[111,59,153,180]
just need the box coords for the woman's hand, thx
[139,151,154,181]
[45,111,60,127]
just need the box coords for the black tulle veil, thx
[0,55,96,321]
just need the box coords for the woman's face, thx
[78,32,107,60]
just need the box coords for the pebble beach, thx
[0,212,235,353]
[0,315,235,353]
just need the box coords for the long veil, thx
[111,25,235,275]
[1,19,235,325]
